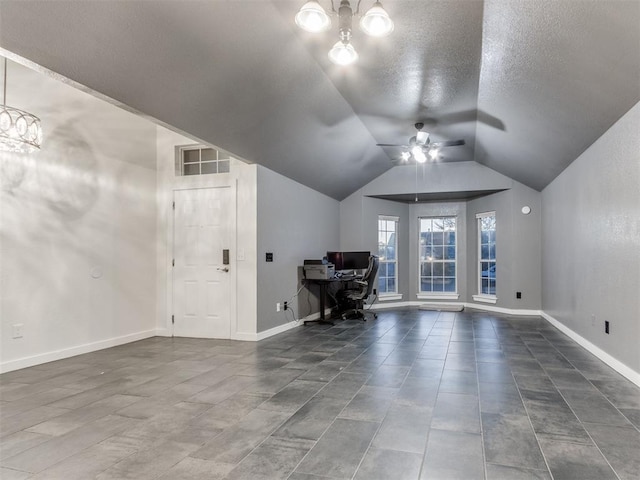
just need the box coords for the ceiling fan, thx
[377,122,465,163]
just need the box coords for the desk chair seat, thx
[341,255,379,321]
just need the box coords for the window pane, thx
[378,276,387,293]
[378,245,386,258]
[201,162,217,175]
[444,278,456,292]
[183,163,200,176]
[481,244,489,260]
[481,231,489,244]
[388,262,395,277]
[183,149,199,163]
[432,246,444,260]
[388,278,395,293]
[433,263,443,276]
[421,278,433,292]
[481,262,490,278]
[386,246,395,261]
[489,243,496,260]
[200,148,216,161]
[444,262,455,277]
[445,246,456,260]
[421,263,432,277]
[432,220,444,232]
[431,232,444,245]
[444,231,455,245]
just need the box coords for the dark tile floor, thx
[1,308,639,479]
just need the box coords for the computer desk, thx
[303,275,358,326]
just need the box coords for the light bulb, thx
[328,41,359,65]
[428,148,438,161]
[360,1,394,37]
[295,1,331,33]
[412,145,426,163]
[400,151,411,162]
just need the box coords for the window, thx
[177,145,230,176]
[419,217,457,294]
[476,212,496,299]
[378,216,398,294]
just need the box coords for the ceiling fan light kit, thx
[295,0,394,65]
[0,57,43,153]
[377,122,466,165]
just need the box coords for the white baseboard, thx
[0,329,157,374]
[369,300,541,317]
[540,312,640,387]
[370,301,414,310]
[155,328,172,337]
[463,303,541,316]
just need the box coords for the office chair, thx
[341,255,379,321]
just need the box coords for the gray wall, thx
[542,101,640,373]
[467,184,542,310]
[340,162,542,309]
[257,166,340,332]
[339,194,410,299]
[1,61,157,370]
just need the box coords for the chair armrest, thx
[354,280,367,287]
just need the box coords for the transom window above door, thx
[177,145,230,176]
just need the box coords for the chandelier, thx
[295,0,394,66]
[0,57,43,153]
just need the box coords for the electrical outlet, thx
[516,291,522,299]
[12,324,24,339]
[605,320,610,334]
[284,302,288,311]
[276,302,281,312]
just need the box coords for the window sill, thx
[472,294,497,304]
[378,294,403,301]
[417,293,460,300]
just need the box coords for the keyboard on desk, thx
[334,274,361,281]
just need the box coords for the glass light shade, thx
[295,1,331,33]
[360,2,394,37]
[416,130,429,145]
[0,104,42,153]
[428,148,439,160]
[412,146,427,163]
[328,41,359,65]
[400,151,411,162]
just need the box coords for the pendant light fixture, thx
[295,0,394,66]
[0,57,43,153]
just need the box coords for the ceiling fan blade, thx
[376,143,407,147]
[430,139,465,147]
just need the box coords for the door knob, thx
[217,267,229,272]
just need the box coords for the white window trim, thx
[378,215,399,295]
[418,216,458,295]
[379,293,403,301]
[417,293,460,300]
[472,294,497,304]
[476,211,497,300]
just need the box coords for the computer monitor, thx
[326,251,344,271]
[343,251,371,270]
[327,251,371,272]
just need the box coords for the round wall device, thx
[521,206,531,215]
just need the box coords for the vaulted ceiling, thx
[1,1,638,200]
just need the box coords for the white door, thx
[173,187,232,338]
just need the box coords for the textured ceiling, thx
[1,1,638,200]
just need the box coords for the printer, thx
[303,262,335,280]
